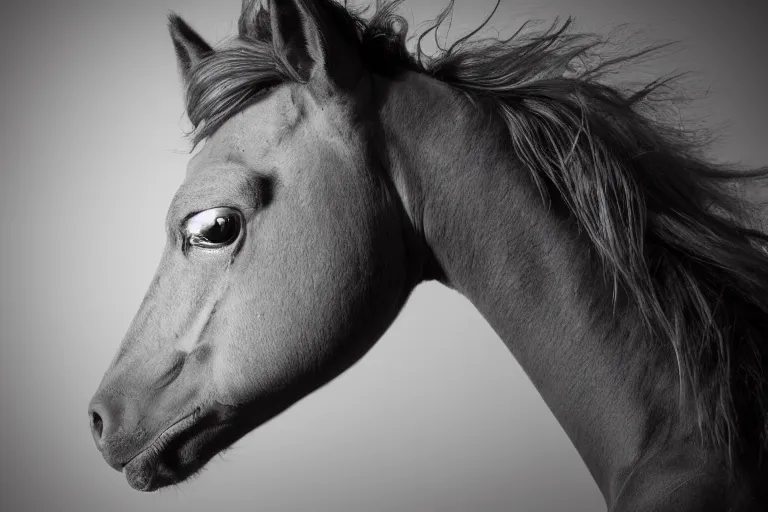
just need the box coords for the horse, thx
[87,0,768,509]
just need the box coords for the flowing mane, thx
[180,0,768,467]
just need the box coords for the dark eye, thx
[183,207,242,249]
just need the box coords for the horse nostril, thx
[88,397,130,471]
[90,410,104,440]
[88,401,113,447]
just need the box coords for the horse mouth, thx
[122,407,202,491]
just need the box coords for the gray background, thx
[1,0,766,511]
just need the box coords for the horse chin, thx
[123,409,235,492]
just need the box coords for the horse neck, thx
[375,70,704,504]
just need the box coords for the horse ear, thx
[168,13,214,85]
[260,0,362,93]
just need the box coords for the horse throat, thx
[376,71,699,506]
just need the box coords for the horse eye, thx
[183,207,242,249]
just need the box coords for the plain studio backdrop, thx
[1,0,766,511]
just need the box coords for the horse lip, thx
[121,406,201,470]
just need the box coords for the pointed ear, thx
[261,0,363,93]
[168,13,214,85]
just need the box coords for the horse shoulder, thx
[611,450,764,512]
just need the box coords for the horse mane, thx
[181,0,768,466]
